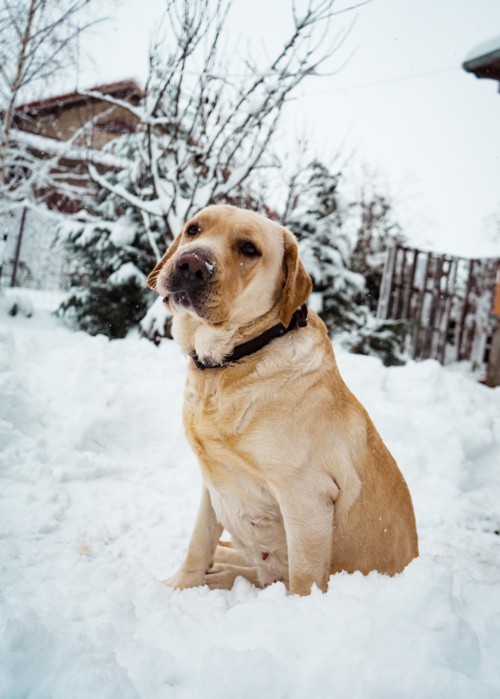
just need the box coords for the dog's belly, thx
[205,474,290,587]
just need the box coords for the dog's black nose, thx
[174,251,213,290]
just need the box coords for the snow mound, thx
[1,312,499,698]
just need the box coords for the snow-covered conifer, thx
[349,178,405,313]
[58,135,156,338]
[283,160,365,334]
[282,158,408,365]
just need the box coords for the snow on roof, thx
[16,79,143,115]
[464,35,500,63]
[463,35,500,83]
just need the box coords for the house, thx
[12,79,143,212]
[463,36,500,90]
[459,40,500,385]
[14,79,143,150]
[1,80,143,291]
[489,272,500,387]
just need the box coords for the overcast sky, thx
[73,0,500,258]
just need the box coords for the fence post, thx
[0,232,7,285]
[10,207,28,287]
[487,268,500,387]
[377,245,397,320]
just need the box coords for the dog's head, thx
[147,205,311,335]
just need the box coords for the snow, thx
[0,291,33,319]
[140,295,171,340]
[465,35,500,63]
[110,221,136,248]
[108,262,146,286]
[10,128,131,171]
[1,307,500,698]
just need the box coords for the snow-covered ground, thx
[1,307,500,699]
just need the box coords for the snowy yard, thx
[1,308,500,699]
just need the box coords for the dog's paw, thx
[204,564,234,590]
[162,570,205,590]
[204,563,260,590]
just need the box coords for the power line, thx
[307,65,459,96]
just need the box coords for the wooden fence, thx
[377,245,500,375]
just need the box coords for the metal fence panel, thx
[0,207,70,291]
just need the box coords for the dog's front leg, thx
[164,486,222,590]
[276,487,335,596]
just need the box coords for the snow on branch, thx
[88,164,165,218]
[10,128,131,171]
[0,0,110,214]
[83,0,348,243]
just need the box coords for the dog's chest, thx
[183,373,267,473]
[183,373,288,564]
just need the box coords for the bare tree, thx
[84,0,357,249]
[0,0,103,200]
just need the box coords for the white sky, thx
[71,0,500,258]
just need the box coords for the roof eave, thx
[463,48,500,75]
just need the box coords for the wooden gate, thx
[377,245,500,374]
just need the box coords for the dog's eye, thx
[185,223,201,237]
[239,241,261,258]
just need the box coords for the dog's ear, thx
[279,228,312,327]
[146,234,182,291]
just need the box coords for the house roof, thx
[463,36,500,82]
[16,79,143,117]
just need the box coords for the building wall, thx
[16,99,140,149]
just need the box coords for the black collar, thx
[189,305,308,371]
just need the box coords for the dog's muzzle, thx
[166,248,215,311]
[172,250,214,291]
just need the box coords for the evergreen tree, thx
[282,159,407,366]
[58,134,160,339]
[349,187,405,312]
[283,160,365,334]
[340,315,409,367]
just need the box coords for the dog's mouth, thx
[166,290,192,309]
[164,287,211,318]
[160,256,224,323]
[164,287,226,327]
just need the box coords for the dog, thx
[147,204,418,596]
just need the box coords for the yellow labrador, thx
[147,204,418,596]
